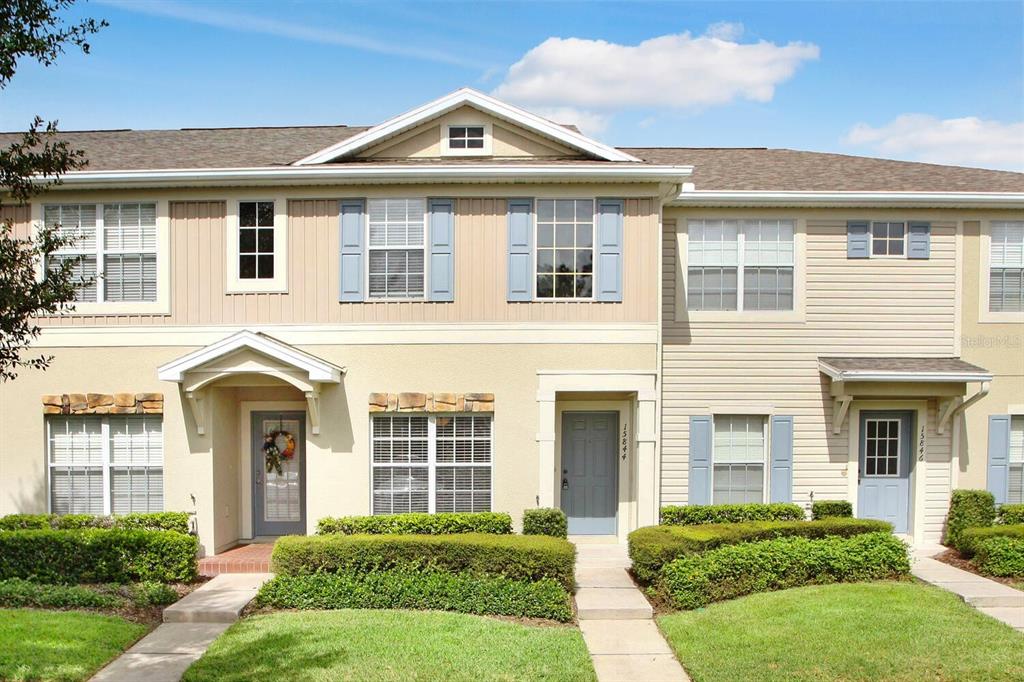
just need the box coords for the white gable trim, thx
[157,329,344,383]
[294,88,640,164]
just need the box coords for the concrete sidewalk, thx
[912,548,1023,632]
[91,573,271,681]
[572,539,689,682]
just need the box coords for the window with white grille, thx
[535,199,594,299]
[238,201,275,280]
[371,413,492,514]
[45,203,157,303]
[712,415,767,504]
[1010,416,1024,505]
[871,221,906,256]
[688,219,794,311]
[990,221,1024,312]
[367,198,426,299]
[48,415,163,515]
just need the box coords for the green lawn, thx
[659,582,1024,682]
[183,609,596,682]
[0,608,147,681]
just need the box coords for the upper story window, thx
[45,202,157,302]
[238,201,275,280]
[536,199,594,299]
[871,221,905,256]
[713,415,767,504]
[448,126,485,150]
[990,221,1024,312]
[687,219,794,311]
[367,198,426,299]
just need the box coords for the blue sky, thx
[3,0,1022,170]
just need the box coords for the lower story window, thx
[1010,415,1024,505]
[712,415,767,504]
[371,413,492,514]
[47,415,163,515]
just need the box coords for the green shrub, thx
[811,500,853,520]
[629,518,892,583]
[272,533,575,591]
[944,490,996,547]
[660,503,804,526]
[998,504,1024,526]
[957,524,1024,557]
[316,512,512,536]
[257,570,572,622]
[0,512,190,535]
[657,532,910,610]
[972,536,1024,577]
[0,578,123,609]
[522,508,568,538]
[0,528,198,584]
[129,580,180,607]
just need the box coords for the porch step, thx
[163,573,271,623]
[575,587,653,620]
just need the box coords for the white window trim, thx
[710,414,770,505]
[680,217,804,320]
[33,199,171,315]
[369,413,494,514]
[364,198,430,301]
[868,221,909,260]
[46,415,164,515]
[862,417,903,478]
[533,198,597,302]
[979,219,1024,323]
[440,122,492,157]
[226,195,289,293]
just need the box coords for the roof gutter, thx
[30,164,694,189]
[670,190,1024,208]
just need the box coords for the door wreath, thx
[263,429,296,475]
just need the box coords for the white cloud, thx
[492,25,819,131]
[532,106,611,136]
[844,114,1024,171]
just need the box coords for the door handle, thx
[562,478,569,490]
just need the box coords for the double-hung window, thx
[371,414,492,514]
[367,198,426,299]
[536,199,594,299]
[687,219,794,311]
[45,203,157,302]
[871,221,906,256]
[712,415,767,503]
[990,221,1024,312]
[1010,416,1024,505]
[47,415,163,515]
[238,201,275,280]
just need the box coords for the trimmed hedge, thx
[522,508,568,538]
[272,533,575,590]
[972,536,1024,577]
[811,500,853,520]
[0,528,198,584]
[944,490,996,547]
[316,512,512,536]
[257,570,572,622]
[0,512,190,535]
[998,504,1024,526]
[656,532,910,609]
[957,524,1024,557]
[629,518,893,583]
[660,503,804,526]
[0,578,122,609]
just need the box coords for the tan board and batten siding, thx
[32,197,659,326]
[661,210,958,539]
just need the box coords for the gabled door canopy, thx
[157,330,343,435]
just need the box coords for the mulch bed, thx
[932,548,1022,590]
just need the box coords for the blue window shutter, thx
[847,220,870,259]
[428,198,455,302]
[908,221,931,259]
[507,199,533,301]
[596,199,624,302]
[339,199,365,302]
[769,416,794,503]
[988,415,1011,504]
[689,415,712,505]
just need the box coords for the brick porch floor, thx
[198,543,274,576]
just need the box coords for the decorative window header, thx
[368,392,494,413]
[42,393,163,415]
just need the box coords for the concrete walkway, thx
[912,547,1023,632]
[91,573,271,681]
[572,539,689,682]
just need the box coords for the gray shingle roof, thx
[819,356,991,377]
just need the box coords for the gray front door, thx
[858,410,912,533]
[560,412,618,535]
[252,412,306,536]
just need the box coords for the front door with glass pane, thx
[858,411,912,533]
[252,412,305,536]
[560,412,618,535]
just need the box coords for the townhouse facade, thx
[0,89,1020,554]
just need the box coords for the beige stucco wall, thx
[0,342,656,554]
